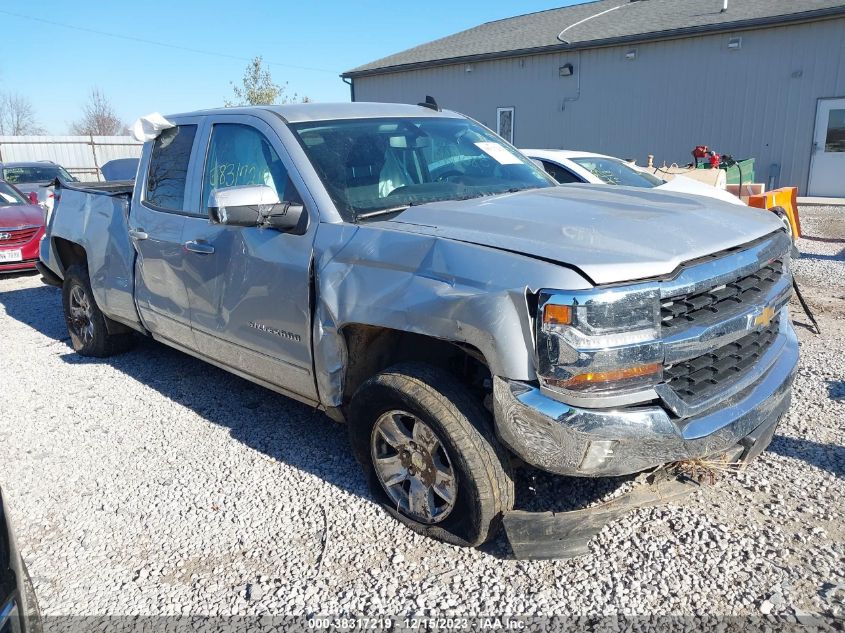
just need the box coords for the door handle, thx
[184,240,215,255]
[128,228,149,240]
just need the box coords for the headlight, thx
[540,286,659,335]
[536,286,663,406]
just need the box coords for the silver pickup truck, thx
[39,102,797,555]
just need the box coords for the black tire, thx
[771,206,795,241]
[61,264,134,357]
[348,362,514,547]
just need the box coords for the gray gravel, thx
[1,205,843,619]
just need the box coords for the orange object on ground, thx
[747,187,801,238]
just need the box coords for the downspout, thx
[342,77,355,102]
[556,2,629,110]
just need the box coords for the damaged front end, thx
[494,231,798,559]
[502,468,699,560]
[502,409,782,560]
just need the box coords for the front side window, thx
[146,125,197,211]
[569,156,663,188]
[291,117,553,222]
[202,123,301,209]
[0,181,26,205]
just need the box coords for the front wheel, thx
[62,264,134,357]
[348,362,514,547]
[770,206,795,241]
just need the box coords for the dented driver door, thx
[181,114,319,402]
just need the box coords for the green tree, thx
[225,56,309,106]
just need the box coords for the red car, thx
[0,180,46,273]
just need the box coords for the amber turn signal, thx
[557,362,662,388]
[543,304,572,326]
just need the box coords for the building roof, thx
[344,0,845,77]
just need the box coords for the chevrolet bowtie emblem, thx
[753,305,777,328]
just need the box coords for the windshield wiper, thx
[354,186,535,222]
[355,205,412,222]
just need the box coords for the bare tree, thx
[0,92,45,135]
[225,56,309,106]
[70,88,125,136]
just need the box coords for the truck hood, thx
[377,184,783,285]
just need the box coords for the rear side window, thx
[541,160,582,184]
[146,125,197,211]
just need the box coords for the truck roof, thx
[166,102,464,124]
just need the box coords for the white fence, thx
[0,135,143,181]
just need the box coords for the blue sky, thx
[0,1,578,134]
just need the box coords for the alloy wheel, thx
[370,410,458,524]
[68,284,95,347]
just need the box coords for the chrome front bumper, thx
[494,319,798,477]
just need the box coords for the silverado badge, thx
[248,321,301,342]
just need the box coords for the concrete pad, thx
[797,197,845,206]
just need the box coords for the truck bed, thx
[60,179,135,197]
[44,179,142,331]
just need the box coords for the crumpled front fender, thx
[310,222,592,407]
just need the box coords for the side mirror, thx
[208,184,304,231]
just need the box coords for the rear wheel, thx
[349,362,514,547]
[62,264,134,357]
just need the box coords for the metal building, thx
[343,0,845,197]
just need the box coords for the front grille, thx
[0,226,40,247]
[661,259,784,330]
[665,320,780,404]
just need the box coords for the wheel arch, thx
[339,324,492,411]
[52,237,88,274]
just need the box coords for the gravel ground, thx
[1,205,843,621]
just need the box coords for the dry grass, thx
[668,456,745,485]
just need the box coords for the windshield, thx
[0,181,26,205]
[2,165,77,184]
[570,156,663,188]
[291,117,554,221]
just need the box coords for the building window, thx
[825,109,845,152]
[497,107,514,144]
